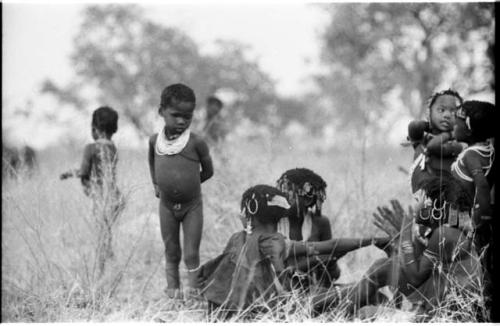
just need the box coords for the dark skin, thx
[152,100,214,197]
[453,117,492,221]
[312,200,474,315]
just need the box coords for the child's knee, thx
[165,248,182,265]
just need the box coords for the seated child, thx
[148,83,214,299]
[408,89,465,194]
[451,100,495,314]
[312,174,481,320]
[276,168,339,287]
[60,106,124,274]
[195,185,390,320]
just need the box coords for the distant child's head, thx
[91,106,118,140]
[454,100,496,143]
[427,89,463,132]
[159,84,196,138]
[276,168,327,217]
[206,96,224,120]
[240,185,290,231]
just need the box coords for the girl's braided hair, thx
[460,100,496,141]
[240,185,288,224]
[276,168,327,216]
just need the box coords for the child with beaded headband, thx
[194,185,390,320]
[276,168,340,287]
[407,89,466,194]
[451,100,495,315]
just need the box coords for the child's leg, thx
[181,199,203,288]
[159,200,182,290]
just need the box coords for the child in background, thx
[148,83,214,299]
[196,185,390,320]
[203,95,226,143]
[407,89,465,194]
[60,106,124,275]
[451,100,495,314]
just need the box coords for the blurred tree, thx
[42,5,279,137]
[316,3,494,132]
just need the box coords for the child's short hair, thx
[241,185,289,224]
[160,83,196,108]
[207,96,224,108]
[461,100,496,141]
[92,106,118,136]
[427,89,463,110]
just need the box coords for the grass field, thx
[1,133,485,322]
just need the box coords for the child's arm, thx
[289,237,390,260]
[426,132,465,157]
[195,138,214,183]
[148,135,159,198]
[464,152,493,223]
[408,120,429,148]
[79,144,93,195]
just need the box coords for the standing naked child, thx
[60,106,124,276]
[451,100,495,315]
[408,89,465,194]
[148,83,214,299]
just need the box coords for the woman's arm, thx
[288,237,390,260]
[464,153,492,223]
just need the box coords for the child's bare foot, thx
[164,287,183,300]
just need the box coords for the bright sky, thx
[3,2,328,109]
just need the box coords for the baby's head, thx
[240,185,290,231]
[159,84,196,137]
[206,96,224,120]
[276,168,327,217]
[427,89,463,132]
[454,100,496,143]
[91,106,118,140]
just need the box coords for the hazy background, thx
[2,2,495,322]
[4,2,494,150]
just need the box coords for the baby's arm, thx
[407,120,429,147]
[464,152,492,223]
[79,144,93,195]
[426,132,465,157]
[148,135,159,198]
[195,138,214,183]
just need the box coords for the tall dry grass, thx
[1,134,486,321]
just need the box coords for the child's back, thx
[81,138,118,195]
[200,229,287,311]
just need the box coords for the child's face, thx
[206,103,222,120]
[429,95,458,132]
[160,100,195,136]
